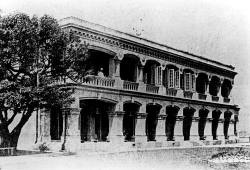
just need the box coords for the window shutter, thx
[191,74,196,91]
[155,66,162,86]
[168,69,174,88]
[174,70,180,88]
[185,73,191,91]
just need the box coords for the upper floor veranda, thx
[58,16,238,106]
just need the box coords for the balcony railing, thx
[223,98,230,103]
[198,93,207,100]
[166,89,178,97]
[184,91,193,99]
[212,96,219,102]
[146,84,159,94]
[123,81,139,91]
[83,75,115,88]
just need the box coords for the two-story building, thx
[37,17,240,152]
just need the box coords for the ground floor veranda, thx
[37,86,238,152]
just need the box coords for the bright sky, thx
[1,0,250,131]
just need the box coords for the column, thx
[156,115,167,142]
[61,108,81,152]
[138,64,144,82]
[107,111,125,143]
[39,108,51,142]
[217,118,224,140]
[174,108,184,141]
[135,113,148,143]
[190,117,199,141]
[114,59,121,79]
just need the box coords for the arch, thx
[165,105,179,141]
[183,68,195,74]
[198,108,210,140]
[123,100,142,107]
[183,107,196,140]
[209,76,221,96]
[88,45,116,56]
[143,60,161,85]
[80,99,116,142]
[146,104,161,141]
[224,111,233,139]
[212,110,222,140]
[196,73,209,94]
[79,97,118,105]
[221,79,232,98]
[120,54,140,82]
[123,102,141,142]
[146,103,162,110]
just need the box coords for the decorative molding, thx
[136,112,147,119]
[176,116,184,121]
[192,117,200,122]
[70,28,236,79]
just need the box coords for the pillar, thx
[114,59,121,79]
[217,119,224,140]
[135,113,148,143]
[39,108,51,142]
[138,65,144,82]
[156,115,167,142]
[107,111,125,143]
[190,117,199,141]
[174,116,184,141]
[61,108,81,152]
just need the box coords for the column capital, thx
[176,116,184,121]
[62,108,81,115]
[136,112,147,119]
[107,111,125,117]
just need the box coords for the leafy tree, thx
[0,13,89,148]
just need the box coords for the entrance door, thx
[123,103,140,142]
[183,108,195,141]
[146,105,160,141]
[80,100,113,142]
[165,107,178,141]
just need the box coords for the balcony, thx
[83,75,115,88]
[123,81,139,91]
[223,98,230,103]
[211,96,219,102]
[198,93,207,100]
[166,89,178,97]
[183,91,193,99]
[146,84,159,94]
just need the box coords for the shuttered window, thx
[168,69,174,88]
[155,66,162,85]
[175,70,180,88]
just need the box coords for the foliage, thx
[38,142,49,152]
[0,12,89,147]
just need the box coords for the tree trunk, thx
[0,127,21,148]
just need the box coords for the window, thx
[184,73,196,91]
[168,69,174,88]
[175,70,180,88]
[155,66,162,85]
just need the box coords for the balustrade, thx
[146,84,159,94]
[83,75,115,88]
[166,89,178,97]
[223,98,230,103]
[123,81,139,91]
[184,91,193,99]
[198,93,207,100]
[212,96,219,102]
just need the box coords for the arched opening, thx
[143,60,160,85]
[85,50,114,77]
[164,65,180,89]
[212,110,222,140]
[120,54,139,82]
[196,73,209,94]
[209,76,221,96]
[224,111,232,140]
[183,107,195,141]
[180,69,196,92]
[165,106,179,141]
[50,106,63,140]
[221,79,232,98]
[80,99,115,142]
[146,104,161,141]
[123,102,141,142]
[198,109,209,140]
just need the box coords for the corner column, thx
[107,111,125,143]
[39,108,51,142]
[156,115,167,142]
[135,113,148,143]
[62,108,81,152]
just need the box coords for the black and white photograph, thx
[0,0,250,169]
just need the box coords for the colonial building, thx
[37,17,240,152]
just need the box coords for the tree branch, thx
[7,109,18,126]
